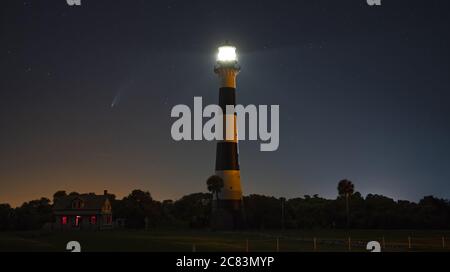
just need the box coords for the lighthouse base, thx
[211,199,245,230]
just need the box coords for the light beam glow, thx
[217,46,237,62]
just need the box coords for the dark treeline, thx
[0,185,449,231]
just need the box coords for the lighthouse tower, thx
[212,44,244,229]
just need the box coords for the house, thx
[53,190,113,230]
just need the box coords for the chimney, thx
[104,190,108,196]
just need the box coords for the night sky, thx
[1,0,450,207]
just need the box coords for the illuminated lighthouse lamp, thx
[217,46,237,62]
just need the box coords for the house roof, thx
[53,194,110,210]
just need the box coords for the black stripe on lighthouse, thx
[219,87,236,111]
[216,86,240,171]
[215,142,240,170]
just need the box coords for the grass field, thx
[0,229,449,252]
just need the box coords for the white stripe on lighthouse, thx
[215,170,242,201]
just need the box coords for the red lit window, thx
[75,216,81,226]
[90,216,96,225]
[62,216,67,225]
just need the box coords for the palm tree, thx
[337,179,354,228]
[206,175,224,209]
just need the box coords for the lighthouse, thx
[212,44,244,229]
